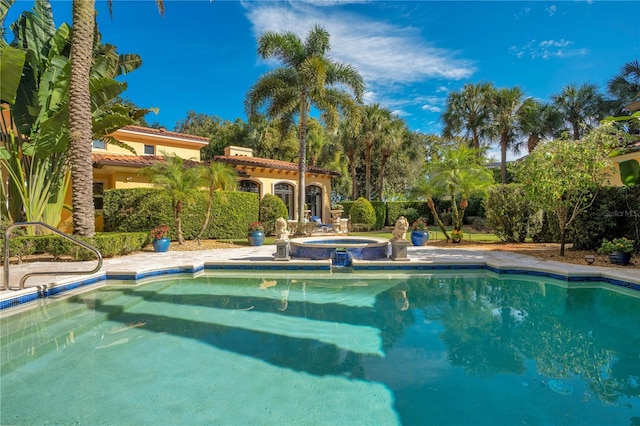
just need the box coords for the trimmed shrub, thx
[4,232,148,262]
[349,197,377,231]
[259,194,289,236]
[104,188,259,240]
[484,184,535,243]
[370,201,386,230]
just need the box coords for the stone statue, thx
[275,217,290,241]
[391,216,409,241]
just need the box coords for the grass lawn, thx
[351,227,502,243]
[220,226,502,246]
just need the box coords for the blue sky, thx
[5,1,640,160]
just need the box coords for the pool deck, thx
[1,244,639,309]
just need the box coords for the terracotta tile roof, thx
[214,155,340,176]
[116,125,210,144]
[92,153,201,168]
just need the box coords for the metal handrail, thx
[3,222,103,291]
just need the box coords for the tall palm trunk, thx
[348,152,358,200]
[69,0,96,237]
[175,199,185,244]
[297,96,309,227]
[378,154,390,200]
[364,135,374,200]
[427,197,450,241]
[196,187,215,243]
[500,131,508,183]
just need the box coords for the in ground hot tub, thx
[289,236,389,265]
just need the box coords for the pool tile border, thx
[1,258,638,311]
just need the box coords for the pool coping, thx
[1,245,638,311]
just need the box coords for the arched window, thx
[239,180,260,195]
[274,183,294,219]
[305,185,322,219]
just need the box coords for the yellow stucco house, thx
[609,142,640,187]
[608,102,640,187]
[85,125,338,231]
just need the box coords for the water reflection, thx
[396,275,640,404]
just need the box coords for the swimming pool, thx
[2,271,639,425]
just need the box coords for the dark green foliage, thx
[484,184,535,243]
[386,201,435,226]
[340,201,353,219]
[399,207,420,225]
[104,188,258,239]
[569,186,640,251]
[6,232,148,261]
[7,237,36,262]
[464,194,486,219]
[259,194,289,236]
[103,188,173,237]
[349,197,377,231]
[370,201,386,230]
[530,211,561,243]
[208,192,260,239]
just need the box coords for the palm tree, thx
[442,82,494,151]
[377,117,407,200]
[68,0,164,237]
[68,0,96,237]
[607,60,640,134]
[195,161,238,242]
[358,103,392,200]
[517,99,564,153]
[607,60,640,107]
[417,144,493,240]
[488,86,526,183]
[336,119,361,200]
[305,118,326,167]
[552,83,604,140]
[142,154,204,244]
[245,24,364,225]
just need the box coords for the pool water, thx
[1,272,639,425]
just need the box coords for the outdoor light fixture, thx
[584,255,595,264]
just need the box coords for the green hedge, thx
[104,188,259,239]
[569,186,640,251]
[6,232,148,261]
[370,201,386,230]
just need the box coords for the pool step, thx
[0,281,172,372]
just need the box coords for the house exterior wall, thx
[102,127,206,159]
[82,127,337,232]
[608,150,640,186]
[235,168,333,222]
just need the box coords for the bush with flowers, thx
[597,237,635,254]
[411,218,428,231]
[451,229,464,241]
[248,221,265,233]
[150,225,170,240]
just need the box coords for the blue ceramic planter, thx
[152,237,170,252]
[609,252,631,266]
[410,230,429,246]
[248,231,265,246]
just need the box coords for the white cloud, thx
[509,39,588,60]
[421,104,441,113]
[243,2,475,87]
[392,109,410,117]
